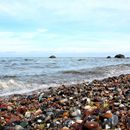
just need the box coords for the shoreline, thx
[0,74,130,129]
[1,72,128,98]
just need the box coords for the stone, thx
[63,111,70,118]
[35,109,42,116]
[7,106,13,111]
[20,121,29,128]
[17,106,27,115]
[60,127,70,130]
[14,125,24,130]
[49,55,56,58]
[38,124,45,130]
[76,120,83,124]
[71,109,81,117]
[107,56,111,58]
[112,115,119,126]
[37,119,43,124]
[60,99,68,104]
[38,93,44,102]
[114,54,125,58]
[71,123,82,130]
[25,111,31,118]
[84,105,92,110]
[0,124,4,130]
[125,90,130,97]
[83,121,100,130]
[64,119,75,127]
[103,111,113,119]
[119,104,125,108]
[84,105,97,111]
[87,98,91,104]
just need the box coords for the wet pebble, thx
[14,125,24,130]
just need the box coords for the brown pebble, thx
[60,127,70,130]
[83,121,100,130]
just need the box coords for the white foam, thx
[0,79,61,97]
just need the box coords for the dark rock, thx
[107,56,111,58]
[0,124,4,130]
[114,54,125,58]
[125,90,130,97]
[78,59,85,61]
[49,55,56,58]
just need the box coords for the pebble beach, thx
[1,0,130,129]
[0,74,130,130]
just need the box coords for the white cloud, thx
[0,27,48,39]
[0,0,130,20]
[0,28,130,53]
[0,36,129,54]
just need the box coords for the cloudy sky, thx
[0,0,130,57]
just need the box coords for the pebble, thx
[7,106,13,111]
[112,114,119,126]
[14,125,24,130]
[0,74,130,129]
[60,127,70,130]
[35,109,42,116]
[71,109,81,117]
[83,121,100,130]
[76,119,83,124]
[25,111,31,118]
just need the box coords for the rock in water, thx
[49,55,56,58]
[107,56,111,58]
[114,54,125,58]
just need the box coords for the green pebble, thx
[0,108,7,111]
[20,121,28,128]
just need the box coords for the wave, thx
[0,75,17,79]
[62,70,85,75]
[61,64,130,75]
[0,79,55,97]
[0,63,130,96]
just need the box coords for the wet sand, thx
[0,74,130,130]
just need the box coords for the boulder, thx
[107,56,111,58]
[49,55,56,58]
[114,54,125,58]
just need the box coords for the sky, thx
[0,0,130,57]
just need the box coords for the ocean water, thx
[0,57,130,96]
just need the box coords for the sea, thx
[0,57,130,96]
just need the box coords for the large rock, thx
[49,55,56,58]
[107,56,111,58]
[114,54,125,58]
